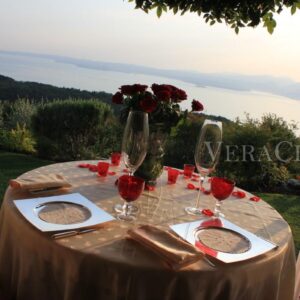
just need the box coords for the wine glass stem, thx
[214,201,221,218]
[123,203,130,216]
[195,176,205,209]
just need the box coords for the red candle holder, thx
[183,164,195,178]
[111,152,121,166]
[97,162,110,177]
[168,168,180,184]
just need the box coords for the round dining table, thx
[0,161,296,300]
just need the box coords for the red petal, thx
[201,209,214,217]
[108,171,116,176]
[145,184,155,191]
[78,163,90,168]
[232,190,246,198]
[191,177,199,182]
[250,196,261,202]
[187,183,196,190]
[89,165,98,172]
[123,169,129,173]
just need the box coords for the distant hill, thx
[0,74,113,104]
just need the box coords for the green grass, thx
[257,192,300,252]
[0,151,299,251]
[0,151,52,200]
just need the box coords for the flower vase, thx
[134,123,168,186]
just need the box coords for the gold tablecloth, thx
[0,161,296,300]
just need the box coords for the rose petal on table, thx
[108,171,116,176]
[249,196,261,202]
[202,209,214,217]
[164,166,170,171]
[232,190,246,198]
[203,189,211,195]
[191,177,199,182]
[89,165,98,172]
[179,171,184,175]
[192,173,200,178]
[207,178,212,183]
[187,183,195,190]
[78,163,90,168]
[145,184,155,191]
[122,169,129,173]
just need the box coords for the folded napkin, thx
[9,174,72,191]
[127,225,203,270]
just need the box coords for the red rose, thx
[192,100,204,111]
[120,85,134,95]
[139,95,157,113]
[120,84,148,95]
[170,87,187,102]
[132,84,148,93]
[112,92,123,104]
[156,90,171,102]
[151,84,172,94]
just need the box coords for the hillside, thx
[0,74,113,104]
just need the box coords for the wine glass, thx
[117,175,145,221]
[185,119,222,215]
[211,177,235,218]
[114,111,149,213]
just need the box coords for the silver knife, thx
[52,228,97,239]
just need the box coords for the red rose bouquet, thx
[112,83,203,127]
[112,83,204,184]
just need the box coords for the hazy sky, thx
[0,0,300,81]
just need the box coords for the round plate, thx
[194,226,251,254]
[34,201,92,225]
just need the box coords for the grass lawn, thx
[257,192,300,252]
[0,151,52,199]
[0,150,299,251]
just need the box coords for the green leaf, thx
[157,6,162,18]
[235,26,239,34]
[291,4,296,15]
[162,5,167,12]
[267,23,274,34]
[210,20,216,25]
[173,6,178,14]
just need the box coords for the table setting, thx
[0,83,296,300]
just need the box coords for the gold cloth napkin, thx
[9,174,72,191]
[127,225,203,270]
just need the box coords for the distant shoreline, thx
[1,50,299,101]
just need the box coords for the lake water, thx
[1,52,300,134]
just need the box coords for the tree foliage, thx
[129,0,300,33]
[31,99,117,160]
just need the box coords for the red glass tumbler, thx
[97,162,110,177]
[111,152,121,166]
[168,168,180,184]
[183,164,195,178]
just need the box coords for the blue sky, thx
[0,0,300,81]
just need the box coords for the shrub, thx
[1,99,36,130]
[165,113,300,192]
[0,124,35,154]
[31,99,116,160]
